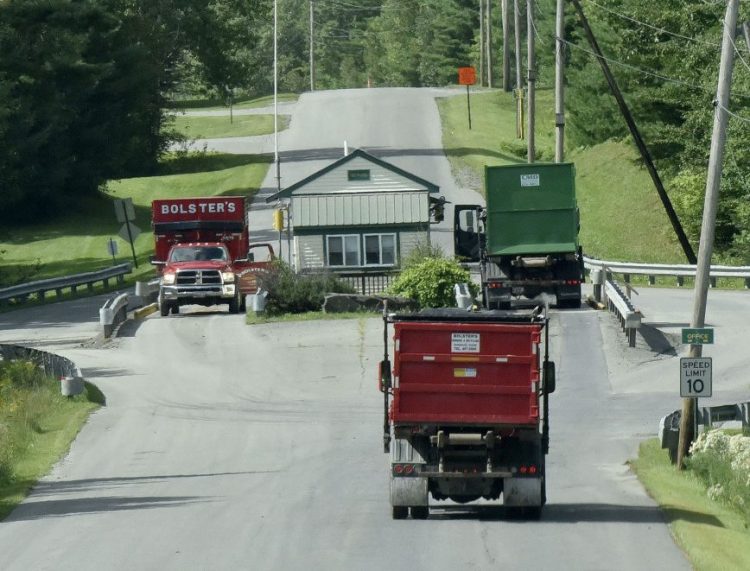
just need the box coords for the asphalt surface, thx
[6,88,748,569]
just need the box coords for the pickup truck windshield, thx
[169,246,227,262]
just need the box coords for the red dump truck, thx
[379,308,554,519]
[151,196,274,316]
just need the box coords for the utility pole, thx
[486,0,493,88]
[554,0,565,162]
[514,0,523,137]
[527,0,535,163]
[571,0,696,264]
[274,0,281,192]
[676,0,739,469]
[501,0,511,91]
[480,0,485,86]
[310,1,315,91]
[514,0,522,89]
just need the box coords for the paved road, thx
[8,88,750,568]
[0,303,694,570]
[185,88,483,255]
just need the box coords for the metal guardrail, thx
[590,268,641,347]
[0,263,132,306]
[0,343,85,396]
[99,293,129,338]
[659,403,750,464]
[604,280,641,347]
[584,256,750,288]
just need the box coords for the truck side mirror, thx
[543,361,556,394]
[379,359,391,392]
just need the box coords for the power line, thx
[584,0,721,48]
[563,38,718,94]
[723,15,750,75]
[717,102,750,124]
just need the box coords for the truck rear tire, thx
[392,506,408,520]
[228,291,240,314]
[171,304,180,315]
[160,302,170,317]
[410,506,429,520]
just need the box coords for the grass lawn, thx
[0,153,271,287]
[631,439,750,571]
[437,89,685,263]
[169,113,290,139]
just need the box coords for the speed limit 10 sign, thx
[680,357,712,397]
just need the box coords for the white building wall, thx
[398,229,430,264]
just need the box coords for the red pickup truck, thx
[379,308,555,519]
[151,196,274,316]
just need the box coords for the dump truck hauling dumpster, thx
[455,163,584,308]
[379,307,555,519]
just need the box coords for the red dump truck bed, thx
[392,312,543,426]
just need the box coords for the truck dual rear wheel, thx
[392,506,408,520]
[410,506,429,520]
[159,301,169,317]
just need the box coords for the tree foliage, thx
[564,0,750,261]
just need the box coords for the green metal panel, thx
[484,163,579,256]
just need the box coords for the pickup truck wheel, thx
[391,506,408,520]
[228,291,240,314]
[410,506,429,520]
[159,301,170,317]
[171,304,180,315]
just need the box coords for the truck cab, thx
[157,242,241,316]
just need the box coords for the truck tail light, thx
[520,465,527,474]
[394,464,404,474]
[404,464,414,475]
[565,279,580,285]
[529,465,538,474]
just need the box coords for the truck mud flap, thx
[390,476,428,507]
[390,438,427,507]
[503,477,542,507]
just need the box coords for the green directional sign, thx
[682,328,714,345]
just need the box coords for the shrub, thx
[688,430,750,523]
[389,257,477,308]
[260,261,355,314]
[400,240,445,269]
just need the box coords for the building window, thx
[327,235,360,266]
[347,169,371,181]
[364,234,396,266]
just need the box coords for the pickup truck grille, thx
[176,269,222,286]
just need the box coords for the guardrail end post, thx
[710,277,716,288]
[648,275,655,286]
[677,276,684,287]
[628,328,636,347]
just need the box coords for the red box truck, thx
[151,196,274,316]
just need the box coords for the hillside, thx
[438,89,685,263]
